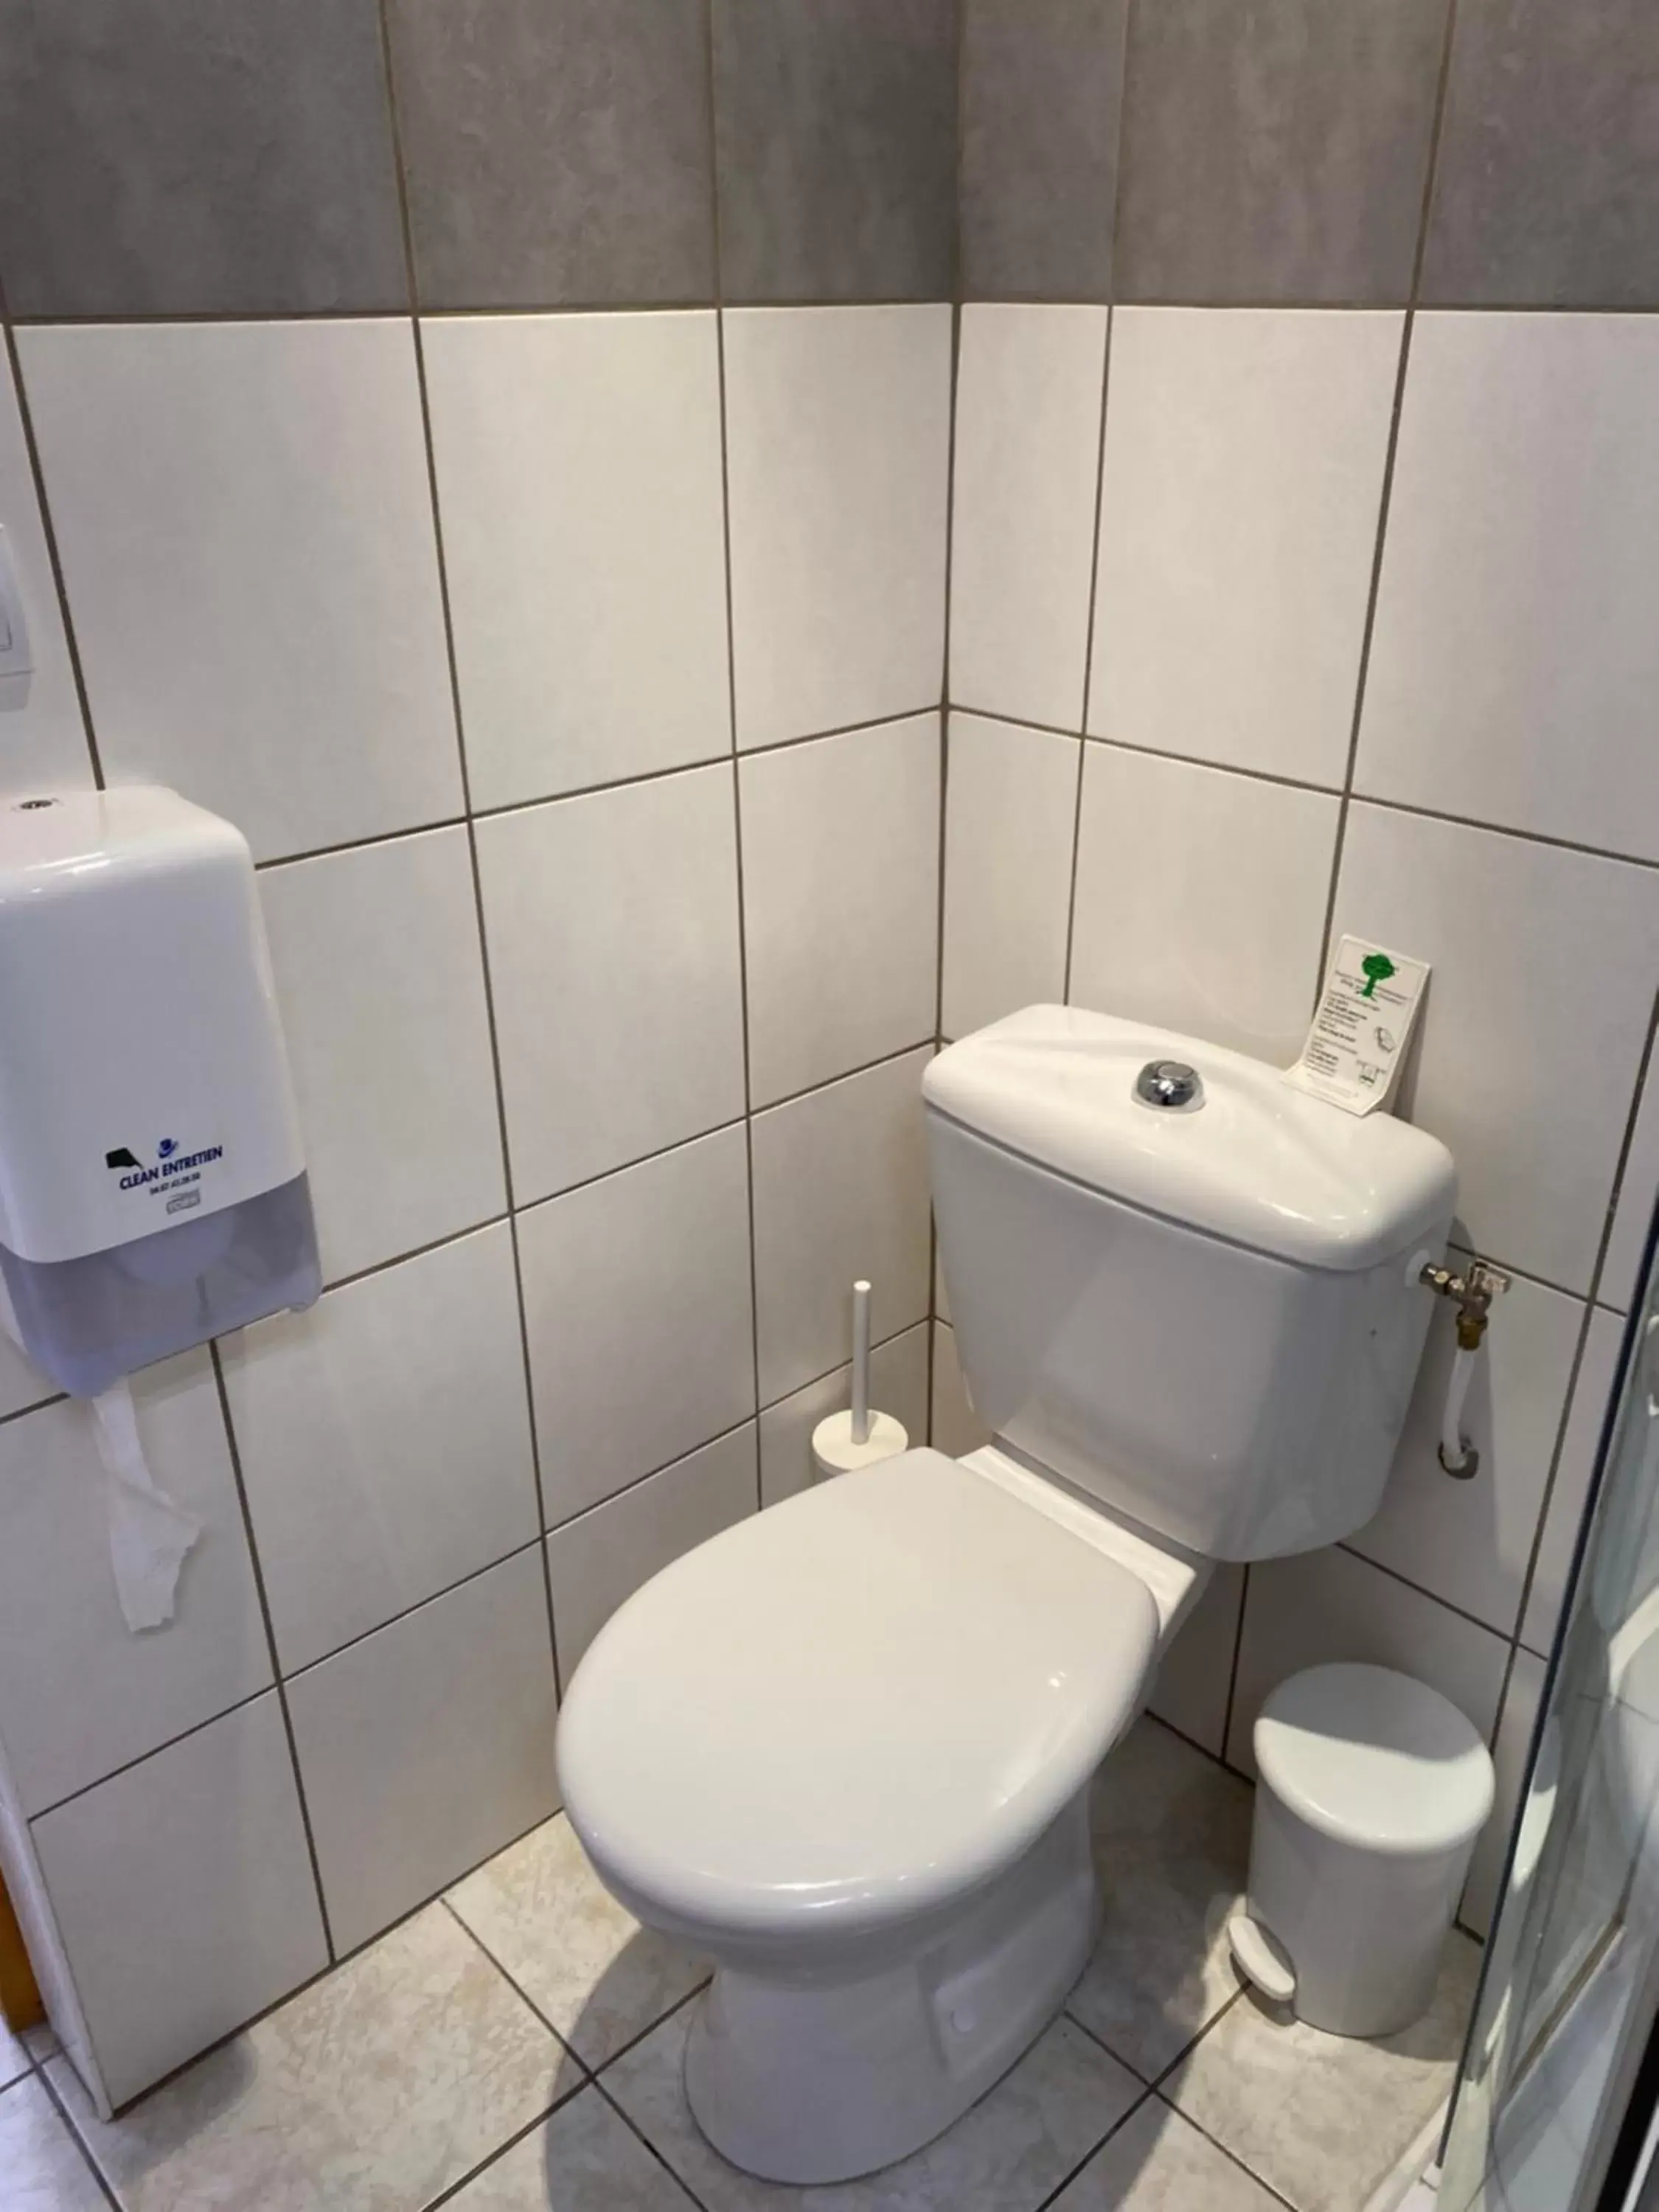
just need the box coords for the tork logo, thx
[104,1139,223,1191]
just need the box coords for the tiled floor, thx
[0,1718,1478,2212]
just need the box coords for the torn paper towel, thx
[90,1378,201,1632]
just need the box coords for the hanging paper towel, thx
[89,1378,200,1632]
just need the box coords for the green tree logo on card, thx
[1359,951,1397,1000]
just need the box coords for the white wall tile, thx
[1602,1062,1659,1315]
[950,305,1108,731]
[1149,1566,1246,1761]
[546,1425,757,1683]
[1089,308,1399,788]
[751,1049,933,1404]
[1349,1264,1584,1635]
[740,715,939,1105]
[1227,1544,1509,1776]
[222,1224,539,1674]
[1333,805,1659,1294]
[1359,316,1659,864]
[1521,1306,1625,1658]
[285,1548,557,1955]
[422,312,730,812]
[0,1351,270,1818]
[931,1319,992,1459]
[19,321,460,863]
[31,1695,325,2107]
[942,713,1078,1041]
[725,306,950,748]
[477,766,745,1203]
[1069,746,1337,1064]
[1461,1646,1546,1939]
[0,346,93,799]
[520,1125,754,1527]
[260,827,504,1283]
[758,1324,931,1507]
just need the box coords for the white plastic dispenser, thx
[0,787,321,1399]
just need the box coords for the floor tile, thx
[0,2013,28,2092]
[447,1817,708,2069]
[1164,1935,1481,2212]
[52,1905,576,2212]
[1050,2095,1285,2210]
[446,2084,696,2209]
[606,2004,1141,2211]
[0,2074,108,2211]
[1067,1719,1254,2079]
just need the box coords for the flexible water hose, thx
[1439,1342,1479,1478]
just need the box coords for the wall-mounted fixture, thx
[1420,1255,1511,1479]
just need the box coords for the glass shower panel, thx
[1441,1210,1659,2212]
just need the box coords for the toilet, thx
[557,1005,1458,2184]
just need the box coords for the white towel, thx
[90,1378,201,1632]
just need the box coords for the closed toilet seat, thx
[557,1448,1160,1948]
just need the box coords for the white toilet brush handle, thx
[851,1280,872,1446]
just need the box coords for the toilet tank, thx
[924,1007,1457,1562]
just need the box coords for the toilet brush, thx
[810,1279,910,1479]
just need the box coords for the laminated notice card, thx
[1285,936,1430,1116]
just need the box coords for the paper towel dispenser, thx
[0,785,321,1396]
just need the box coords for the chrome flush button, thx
[1134,1059,1204,1113]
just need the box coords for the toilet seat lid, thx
[556,1449,1159,1938]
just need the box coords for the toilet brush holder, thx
[810,1277,909,1481]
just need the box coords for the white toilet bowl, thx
[557,1446,1203,2183]
[558,1006,1459,2184]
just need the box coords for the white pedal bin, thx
[1234,1662,1495,2038]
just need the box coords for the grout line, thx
[279,1535,549,1686]
[253,813,470,872]
[1026,2087,1157,2212]
[703,0,767,1509]
[1315,0,1464,995]
[436,1896,592,2076]
[590,1977,712,2081]
[1334,1539,1514,1644]
[1221,1564,1251,1770]
[589,2077,717,2212]
[374,0,563,1714]
[1343,787,1659,876]
[1060,297,1118,1002]
[208,1343,336,1961]
[32,2054,123,2211]
[242,733,1659,890]
[29,1684,270,1823]
[247,709,945,878]
[18,295,1659,330]
[420,2096,588,2212]
[749,1035,937,1120]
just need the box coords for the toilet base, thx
[682,1787,1099,2184]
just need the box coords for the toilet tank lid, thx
[923,1006,1456,1273]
